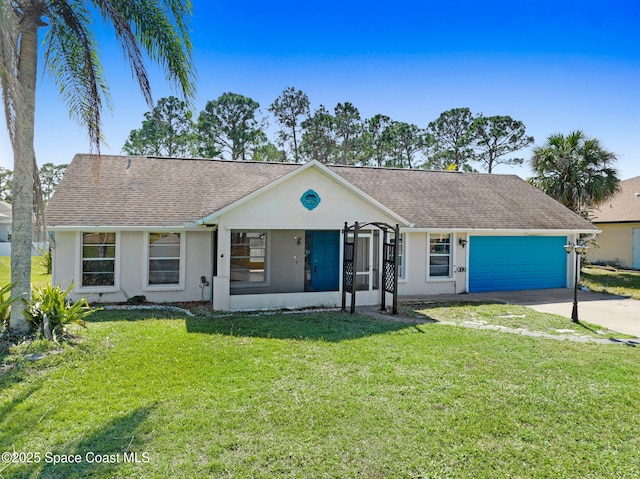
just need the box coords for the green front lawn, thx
[582,266,640,300]
[404,301,632,339]
[0,256,51,290]
[1,309,639,478]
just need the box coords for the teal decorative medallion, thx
[301,189,321,210]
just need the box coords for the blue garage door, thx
[469,236,567,292]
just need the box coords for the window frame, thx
[229,231,269,287]
[76,231,120,293]
[143,231,186,291]
[427,232,453,280]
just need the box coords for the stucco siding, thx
[230,291,342,311]
[52,231,76,291]
[216,166,401,230]
[588,223,640,269]
[182,230,214,301]
[397,232,467,296]
[53,230,213,303]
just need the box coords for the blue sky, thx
[1,0,639,179]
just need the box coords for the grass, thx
[1,309,639,478]
[402,301,633,339]
[0,256,51,291]
[581,266,640,300]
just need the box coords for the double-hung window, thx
[147,232,182,287]
[230,232,267,284]
[81,232,116,287]
[428,233,452,278]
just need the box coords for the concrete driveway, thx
[455,289,640,338]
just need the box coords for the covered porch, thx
[212,226,399,312]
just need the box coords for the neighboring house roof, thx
[591,176,640,224]
[0,201,11,225]
[46,154,596,232]
[0,201,10,213]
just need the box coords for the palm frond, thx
[89,0,152,106]
[41,0,194,152]
[529,131,619,216]
[91,0,195,108]
[43,0,110,152]
[0,0,19,147]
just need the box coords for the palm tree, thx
[529,131,620,217]
[0,0,195,334]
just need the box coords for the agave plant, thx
[23,284,100,342]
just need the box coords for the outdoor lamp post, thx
[564,241,589,323]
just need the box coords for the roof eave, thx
[48,224,209,232]
[402,227,601,235]
[591,219,640,224]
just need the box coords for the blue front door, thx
[305,231,340,292]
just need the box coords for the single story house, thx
[0,200,11,242]
[0,200,12,256]
[46,154,597,311]
[587,175,640,270]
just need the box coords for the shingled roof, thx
[329,165,594,230]
[590,176,640,223]
[47,155,298,227]
[47,154,596,231]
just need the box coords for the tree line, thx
[0,93,619,223]
[0,163,67,204]
[122,88,535,173]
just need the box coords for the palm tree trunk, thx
[9,21,38,334]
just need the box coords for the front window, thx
[230,232,267,283]
[148,233,181,285]
[82,232,116,287]
[428,233,452,278]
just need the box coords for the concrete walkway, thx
[405,289,640,338]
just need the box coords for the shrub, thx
[126,295,147,305]
[37,247,52,275]
[23,284,100,342]
[0,282,17,330]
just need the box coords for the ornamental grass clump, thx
[23,284,100,342]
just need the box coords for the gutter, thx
[401,228,601,235]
